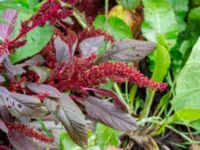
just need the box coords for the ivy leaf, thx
[27,83,61,99]
[0,9,18,40]
[101,39,156,62]
[93,15,132,39]
[85,96,137,131]
[79,36,105,57]
[44,94,88,147]
[142,0,178,48]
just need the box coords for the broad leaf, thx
[83,87,127,109]
[8,131,37,150]
[54,30,77,64]
[0,9,17,40]
[171,38,200,126]
[0,75,5,83]
[96,123,121,148]
[118,0,141,10]
[28,66,50,83]
[101,39,156,62]
[27,83,61,99]
[0,119,8,133]
[167,0,189,32]
[152,44,171,82]
[3,56,26,79]
[10,24,53,63]
[79,36,105,57]
[85,96,137,131]
[142,0,178,48]
[0,89,47,118]
[93,15,132,39]
[44,94,88,147]
[188,6,200,21]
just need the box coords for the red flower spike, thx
[6,123,54,143]
[78,28,115,43]
[8,0,73,48]
[48,54,167,92]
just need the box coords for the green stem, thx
[139,90,155,119]
[129,85,138,110]
[113,83,130,111]
[38,118,53,138]
[73,10,87,29]
[167,125,193,143]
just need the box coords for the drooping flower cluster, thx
[48,53,167,92]
[6,123,54,143]
[2,0,73,55]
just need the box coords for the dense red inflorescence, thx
[6,123,54,143]
[48,54,167,92]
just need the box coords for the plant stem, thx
[73,10,87,29]
[113,83,130,111]
[129,85,138,110]
[167,125,193,143]
[139,90,155,119]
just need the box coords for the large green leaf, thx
[142,0,178,48]
[117,0,141,10]
[96,123,121,148]
[188,6,200,21]
[171,38,200,127]
[152,44,170,82]
[167,0,188,32]
[10,25,52,63]
[93,15,132,39]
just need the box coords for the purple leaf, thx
[21,55,45,66]
[8,131,37,150]
[54,30,77,64]
[85,96,137,131]
[28,66,50,83]
[0,9,18,40]
[44,94,88,147]
[0,75,5,83]
[83,87,127,110]
[0,119,8,133]
[2,92,47,118]
[100,39,156,62]
[79,36,105,57]
[27,83,61,99]
[3,56,26,79]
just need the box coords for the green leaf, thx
[96,123,121,148]
[171,37,200,125]
[10,25,53,63]
[152,44,171,82]
[167,0,189,32]
[117,0,141,10]
[93,15,132,39]
[60,131,82,150]
[188,6,200,21]
[142,0,178,48]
